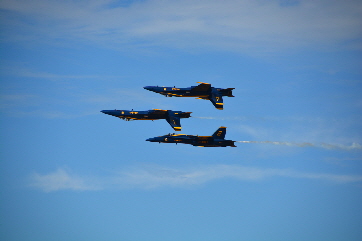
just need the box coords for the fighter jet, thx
[143,82,235,110]
[101,109,191,131]
[146,126,236,147]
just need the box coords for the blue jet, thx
[101,109,191,131]
[146,126,236,147]
[143,82,235,110]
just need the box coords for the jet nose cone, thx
[101,110,119,116]
[146,137,161,142]
[144,86,159,91]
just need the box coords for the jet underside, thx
[144,83,234,109]
[101,109,191,131]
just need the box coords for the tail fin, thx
[212,126,226,139]
[166,111,182,131]
[209,94,224,110]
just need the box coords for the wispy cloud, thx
[233,117,362,152]
[237,141,362,151]
[29,164,362,192]
[0,87,170,119]
[194,116,250,121]
[0,94,38,109]
[84,88,171,108]
[1,0,361,54]
[0,92,97,119]
[1,65,122,81]
[29,168,103,192]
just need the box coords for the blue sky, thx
[1,0,362,240]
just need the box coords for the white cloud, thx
[1,0,361,54]
[1,65,120,80]
[0,94,38,109]
[0,83,170,119]
[29,168,102,192]
[0,94,96,119]
[29,164,362,192]
[237,141,362,150]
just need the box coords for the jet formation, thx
[144,82,234,110]
[101,82,236,147]
[146,126,236,147]
[101,109,191,131]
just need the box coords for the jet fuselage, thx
[101,109,191,131]
[146,126,236,147]
[143,82,234,110]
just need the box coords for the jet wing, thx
[165,115,182,131]
[192,82,211,92]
